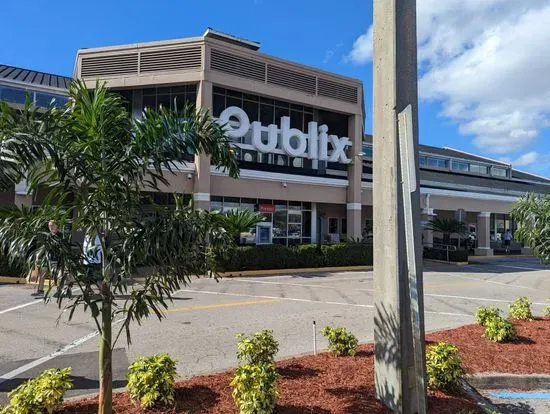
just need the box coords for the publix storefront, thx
[75,30,547,253]
[75,29,366,246]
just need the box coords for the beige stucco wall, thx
[211,175,347,204]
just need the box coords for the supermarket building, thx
[4,30,550,255]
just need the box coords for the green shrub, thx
[483,316,517,343]
[321,326,359,357]
[475,306,502,326]
[423,247,469,263]
[127,353,178,409]
[321,243,373,267]
[236,330,279,365]
[294,244,325,267]
[230,363,279,414]
[508,296,533,320]
[543,305,550,317]
[0,249,26,277]
[1,368,72,414]
[425,342,465,392]
[215,242,373,272]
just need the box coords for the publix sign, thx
[217,106,352,164]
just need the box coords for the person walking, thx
[31,220,59,296]
[504,229,513,255]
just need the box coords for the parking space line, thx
[0,300,41,315]
[444,273,535,290]
[176,289,471,317]
[166,299,280,313]
[0,317,125,384]
[491,264,550,272]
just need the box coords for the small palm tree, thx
[0,81,238,414]
[511,194,550,264]
[425,218,468,245]
[219,209,265,244]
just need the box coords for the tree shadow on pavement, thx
[492,401,536,414]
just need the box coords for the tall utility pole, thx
[372,0,427,413]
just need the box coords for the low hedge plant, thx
[236,329,279,365]
[425,342,465,392]
[423,247,469,263]
[1,368,73,414]
[475,306,502,326]
[508,296,533,321]
[483,316,517,343]
[231,363,279,414]
[321,326,359,357]
[127,353,178,409]
[216,242,373,272]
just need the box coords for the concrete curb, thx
[424,259,469,266]
[0,276,51,285]
[460,379,501,413]
[218,265,373,278]
[468,373,550,390]
[0,276,28,284]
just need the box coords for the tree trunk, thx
[98,283,112,414]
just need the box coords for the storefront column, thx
[474,212,493,256]
[194,80,212,210]
[421,208,436,247]
[347,114,363,239]
[311,203,318,244]
[14,180,32,208]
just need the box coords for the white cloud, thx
[347,1,550,156]
[513,151,539,167]
[346,27,373,64]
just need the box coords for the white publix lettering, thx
[217,106,352,164]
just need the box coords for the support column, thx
[194,80,212,210]
[474,212,493,256]
[14,180,32,208]
[311,202,318,244]
[373,0,427,412]
[421,208,436,247]
[347,114,363,239]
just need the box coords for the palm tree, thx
[0,81,238,414]
[219,209,265,244]
[425,218,468,246]
[511,194,550,264]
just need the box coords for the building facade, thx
[0,64,71,207]
[3,30,550,255]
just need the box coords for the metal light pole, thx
[372,0,427,413]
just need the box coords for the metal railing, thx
[428,244,457,262]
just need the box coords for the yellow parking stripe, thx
[166,299,280,313]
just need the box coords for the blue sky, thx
[2,0,549,177]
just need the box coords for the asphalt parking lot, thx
[0,256,549,403]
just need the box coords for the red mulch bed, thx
[61,319,550,413]
[427,317,550,374]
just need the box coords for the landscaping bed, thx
[62,348,476,414]
[428,317,550,374]
[59,318,549,413]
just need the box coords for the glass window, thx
[469,164,488,174]
[213,93,226,117]
[419,156,427,166]
[302,211,311,237]
[328,218,339,234]
[451,160,469,172]
[428,157,448,168]
[240,198,256,212]
[273,210,287,238]
[492,167,508,177]
[210,196,222,212]
[341,218,347,235]
[0,86,28,104]
[362,144,373,159]
[222,197,240,212]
